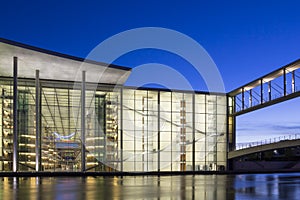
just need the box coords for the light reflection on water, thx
[0,173,299,199]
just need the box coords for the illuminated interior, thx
[0,79,227,172]
[0,38,227,172]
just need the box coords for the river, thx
[1,173,300,199]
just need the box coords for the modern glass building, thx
[0,38,227,172]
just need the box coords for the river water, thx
[1,173,300,199]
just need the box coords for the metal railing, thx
[235,133,300,150]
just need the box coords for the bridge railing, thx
[235,133,300,150]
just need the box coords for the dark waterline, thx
[1,173,300,200]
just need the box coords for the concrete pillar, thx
[81,71,86,172]
[13,57,18,172]
[35,70,41,171]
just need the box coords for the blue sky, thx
[1,0,300,143]
[236,97,300,143]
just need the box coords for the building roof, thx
[0,38,131,85]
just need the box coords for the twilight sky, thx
[1,0,300,143]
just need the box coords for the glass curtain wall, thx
[0,77,227,172]
[0,79,38,171]
[40,84,81,171]
[1,80,14,171]
[86,88,121,172]
[121,88,227,172]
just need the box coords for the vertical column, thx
[204,95,207,168]
[35,70,41,171]
[249,89,252,107]
[232,117,236,149]
[292,70,295,93]
[120,87,123,171]
[283,68,287,96]
[13,57,18,172]
[241,88,245,110]
[232,99,236,151]
[260,79,263,104]
[268,81,272,101]
[170,93,173,171]
[234,96,236,113]
[133,91,136,171]
[226,97,230,169]
[227,96,236,171]
[81,71,86,172]
[157,91,160,172]
[133,90,138,171]
[180,94,186,171]
[227,96,236,151]
[192,93,195,171]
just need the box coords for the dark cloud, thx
[271,125,300,130]
[237,121,300,133]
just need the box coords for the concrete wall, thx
[0,40,131,84]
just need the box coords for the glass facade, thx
[0,77,227,172]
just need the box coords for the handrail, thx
[235,133,300,150]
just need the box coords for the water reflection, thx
[234,173,300,200]
[0,173,299,199]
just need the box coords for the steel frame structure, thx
[228,59,300,152]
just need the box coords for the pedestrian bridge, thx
[228,135,300,159]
